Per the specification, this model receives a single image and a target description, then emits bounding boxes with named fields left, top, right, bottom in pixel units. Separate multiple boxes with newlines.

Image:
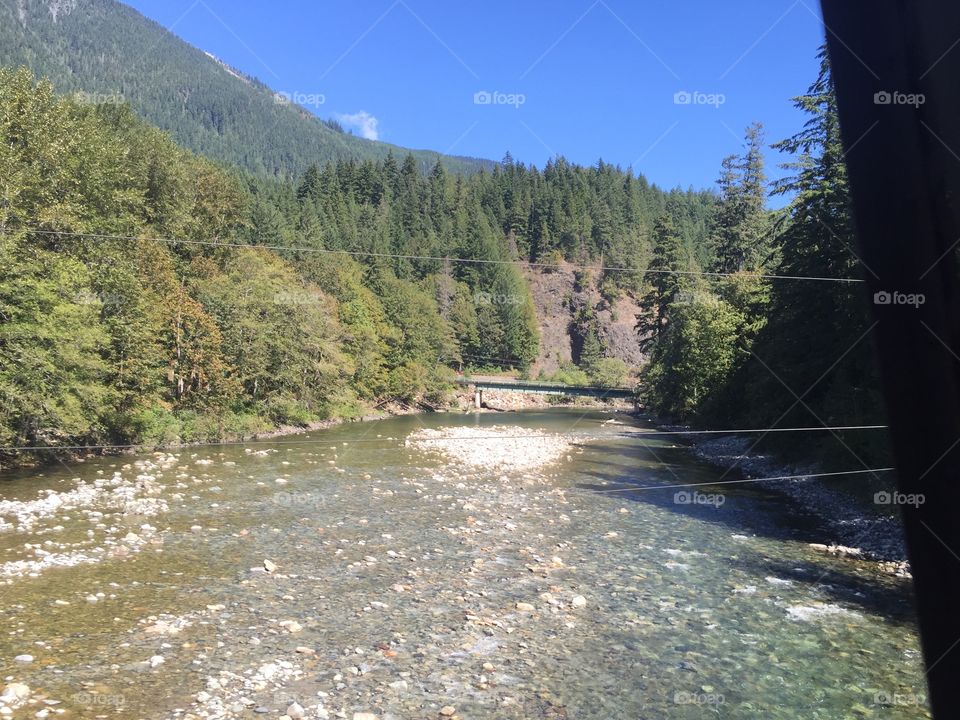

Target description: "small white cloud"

left=337, top=111, right=380, bottom=140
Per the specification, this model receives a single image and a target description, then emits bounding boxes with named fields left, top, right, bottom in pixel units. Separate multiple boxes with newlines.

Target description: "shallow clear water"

left=0, top=409, right=929, bottom=719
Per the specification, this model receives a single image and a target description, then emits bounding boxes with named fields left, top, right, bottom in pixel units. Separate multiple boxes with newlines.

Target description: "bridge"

left=455, top=376, right=637, bottom=408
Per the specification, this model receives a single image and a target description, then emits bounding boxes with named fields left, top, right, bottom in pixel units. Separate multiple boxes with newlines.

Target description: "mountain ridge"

left=0, top=0, right=495, bottom=178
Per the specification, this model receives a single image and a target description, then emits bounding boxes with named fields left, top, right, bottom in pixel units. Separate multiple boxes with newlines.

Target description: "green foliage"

left=0, top=66, right=718, bottom=466
left=710, top=123, right=772, bottom=273
left=643, top=292, right=743, bottom=419
left=590, top=358, right=630, bottom=388
left=599, top=275, right=621, bottom=306
left=541, top=363, right=591, bottom=386
left=572, top=301, right=604, bottom=376
left=0, top=235, right=114, bottom=446
left=637, top=213, right=692, bottom=349
left=640, top=48, right=887, bottom=466
left=734, top=49, right=886, bottom=462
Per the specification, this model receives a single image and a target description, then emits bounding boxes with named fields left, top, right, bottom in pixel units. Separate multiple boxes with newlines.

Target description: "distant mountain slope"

left=524, top=264, right=645, bottom=375
left=0, top=0, right=494, bottom=178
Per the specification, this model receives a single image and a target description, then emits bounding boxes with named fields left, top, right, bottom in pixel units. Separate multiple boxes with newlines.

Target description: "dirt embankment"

left=523, top=264, right=646, bottom=375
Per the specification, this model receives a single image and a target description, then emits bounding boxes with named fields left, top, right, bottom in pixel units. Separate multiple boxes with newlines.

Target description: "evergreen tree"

left=637, top=213, right=690, bottom=349
left=710, top=122, right=770, bottom=273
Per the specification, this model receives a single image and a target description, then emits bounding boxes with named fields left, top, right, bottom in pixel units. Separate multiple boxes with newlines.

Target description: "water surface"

left=0, top=409, right=927, bottom=719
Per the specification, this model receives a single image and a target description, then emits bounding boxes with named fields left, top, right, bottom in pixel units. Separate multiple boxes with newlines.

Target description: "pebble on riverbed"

left=1, top=418, right=925, bottom=719
left=406, top=426, right=574, bottom=472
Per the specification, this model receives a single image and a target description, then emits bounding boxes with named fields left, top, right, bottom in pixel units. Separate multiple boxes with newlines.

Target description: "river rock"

left=353, top=714, right=378, bottom=720
left=516, top=602, right=535, bottom=612
left=13, top=654, right=33, bottom=663
left=0, top=683, right=30, bottom=702
left=571, top=595, right=587, bottom=608
left=440, top=707, right=456, bottom=717
left=286, top=702, right=305, bottom=718
left=263, top=558, right=277, bottom=572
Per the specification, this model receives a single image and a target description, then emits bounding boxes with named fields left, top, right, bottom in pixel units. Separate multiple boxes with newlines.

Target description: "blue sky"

left=123, top=0, right=827, bottom=200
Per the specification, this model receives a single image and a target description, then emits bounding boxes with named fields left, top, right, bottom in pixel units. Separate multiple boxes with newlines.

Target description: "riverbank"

left=1, top=390, right=630, bottom=473
left=0, top=404, right=415, bottom=474
left=649, top=419, right=909, bottom=569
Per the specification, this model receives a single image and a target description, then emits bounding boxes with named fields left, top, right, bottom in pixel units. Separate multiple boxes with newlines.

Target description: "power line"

left=583, top=467, right=896, bottom=494
left=17, top=228, right=866, bottom=284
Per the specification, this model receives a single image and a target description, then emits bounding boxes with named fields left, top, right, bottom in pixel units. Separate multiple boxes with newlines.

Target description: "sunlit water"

left=0, top=409, right=928, bottom=719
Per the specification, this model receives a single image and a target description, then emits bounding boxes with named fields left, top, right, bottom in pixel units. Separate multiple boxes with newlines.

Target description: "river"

left=0, top=409, right=928, bottom=719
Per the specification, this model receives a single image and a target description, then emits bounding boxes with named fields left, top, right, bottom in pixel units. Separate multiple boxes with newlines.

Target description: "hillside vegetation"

left=638, top=51, right=887, bottom=467
left=0, top=67, right=714, bottom=467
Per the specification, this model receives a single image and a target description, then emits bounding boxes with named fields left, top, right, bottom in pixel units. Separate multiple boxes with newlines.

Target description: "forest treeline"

left=638, top=49, right=887, bottom=467
left=0, top=47, right=889, bottom=470
left=0, top=66, right=715, bottom=466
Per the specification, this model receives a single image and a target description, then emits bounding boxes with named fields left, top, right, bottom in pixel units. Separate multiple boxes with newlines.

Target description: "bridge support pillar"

left=474, top=388, right=483, bottom=409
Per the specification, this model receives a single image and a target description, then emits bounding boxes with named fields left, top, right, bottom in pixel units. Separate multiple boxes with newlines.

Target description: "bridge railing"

left=455, top=377, right=636, bottom=396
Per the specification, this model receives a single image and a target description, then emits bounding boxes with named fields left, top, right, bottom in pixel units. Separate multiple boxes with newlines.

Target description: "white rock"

left=571, top=595, right=587, bottom=608
left=148, top=655, right=165, bottom=667
left=13, top=655, right=33, bottom=663
left=1, top=683, right=30, bottom=702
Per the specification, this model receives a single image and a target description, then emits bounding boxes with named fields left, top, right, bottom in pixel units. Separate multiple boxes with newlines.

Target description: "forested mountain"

left=0, top=66, right=715, bottom=467
left=0, top=0, right=493, bottom=179
left=0, top=2, right=883, bottom=473
left=638, top=49, right=887, bottom=467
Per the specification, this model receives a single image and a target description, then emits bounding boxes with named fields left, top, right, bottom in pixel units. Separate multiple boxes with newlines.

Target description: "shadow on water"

left=573, top=437, right=918, bottom=623
left=731, top=553, right=918, bottom=624
left=573, top=438, right=835, bottom=545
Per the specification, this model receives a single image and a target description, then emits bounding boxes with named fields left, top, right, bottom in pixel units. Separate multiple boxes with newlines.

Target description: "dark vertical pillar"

left=820, top=2, right=960, bottom=716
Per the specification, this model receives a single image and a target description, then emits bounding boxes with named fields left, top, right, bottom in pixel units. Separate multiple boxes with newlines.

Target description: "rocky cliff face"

left=524, top=263, right=646, bottom=375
